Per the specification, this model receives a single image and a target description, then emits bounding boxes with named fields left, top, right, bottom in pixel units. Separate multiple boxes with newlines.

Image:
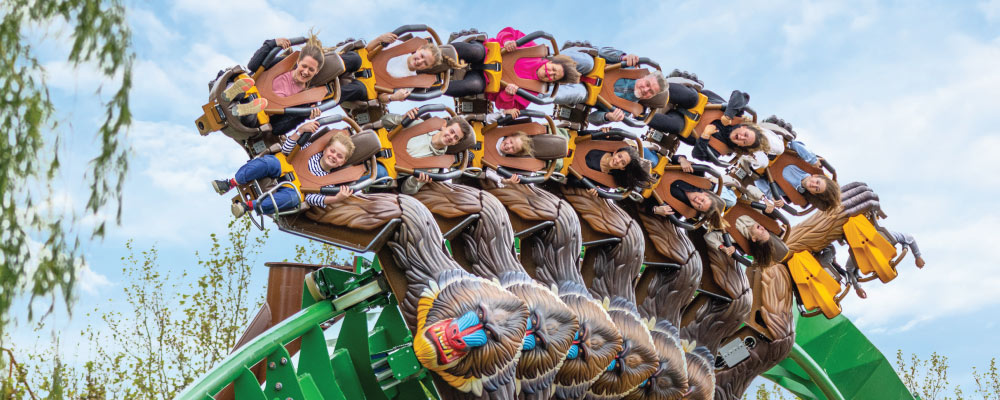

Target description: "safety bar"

left=723, top=233, right=753, bottom=266
left=512, top=31, right=559, bottom=55
left=495, top=167, right=547, bottom=184
left=261, top=36, right=306, bottom=68
left=399, top=103, right=448, bottom=127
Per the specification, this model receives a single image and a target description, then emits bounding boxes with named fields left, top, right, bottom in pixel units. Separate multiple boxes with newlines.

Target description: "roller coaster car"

left=480, top=109, right=566, bottom=184
left=786, top=250, right=844, bottom=319
left=843, top=214, right=900, bottom=284
left=680, top=104, right=759, bottom=168
left=383, top=104, right=476, bottom=183
left=565, top=128, right=643, bottom=200
left=369, top=25, right=455, bottom=102
left=764, top=145, right=837, bottom=216
left=597, top=58, right=670, bottom=126
left=234, top=115, right=381, bottom=228
left=448, top=29, right=503, bottom=95
left=195, top=44, right=346, bottom=141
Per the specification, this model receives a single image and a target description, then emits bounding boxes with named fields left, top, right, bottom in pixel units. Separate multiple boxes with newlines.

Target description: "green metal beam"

left=788, top=343, right=845, bottom=400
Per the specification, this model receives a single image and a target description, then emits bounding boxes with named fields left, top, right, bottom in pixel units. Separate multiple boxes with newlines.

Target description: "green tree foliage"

left=0, top=0, right=132, bottom=332
left=972, top=358, right=999, bottom=399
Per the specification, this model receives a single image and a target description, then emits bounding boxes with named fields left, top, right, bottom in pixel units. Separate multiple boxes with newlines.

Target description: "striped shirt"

left=282, top=136, right=344, bottom=207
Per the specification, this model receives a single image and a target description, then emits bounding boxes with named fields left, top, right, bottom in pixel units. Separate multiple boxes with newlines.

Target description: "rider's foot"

left=915, top=256, right=925, bottom=269
left=233, top=98, right=267, bottom=116
left=855, top=287, right=867, bottom=299
left=231, top=201, right=250, bottom=218
left=212, top=179, right=235, bottom=195
left=222, top=77, right=255, bottom=102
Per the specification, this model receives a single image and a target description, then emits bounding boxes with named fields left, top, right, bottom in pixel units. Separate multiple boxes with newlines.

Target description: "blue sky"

left=10, top=0, right=1000, bottom=394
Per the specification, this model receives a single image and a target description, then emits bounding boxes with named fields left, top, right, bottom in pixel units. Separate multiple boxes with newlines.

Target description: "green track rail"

left=763, top=313, right=915, bottom=400
left=176, top=261, right=438, bottom=400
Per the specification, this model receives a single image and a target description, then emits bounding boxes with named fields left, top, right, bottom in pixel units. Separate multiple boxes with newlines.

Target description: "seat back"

left=308, top=51, right=346, bottom=87
left=599, top=68, right=648, bottom=115
left=569, top=139, right=626, bottom=188
left=255, top=51, right=334, bottom=109
left=723, top=203, right=781, bottom=253
left=289, top=129, right=379, bottom=189
left=482, top=122, right=557, bottom=172
left=500, top=45, right=550, bottom=93
left=653, top=171, right=714, bottom=219
left=391, top=117, right=458, bottom=170
left=371, top=38, right=440, bottom=90
left=767, top=152, right=824, bottom=207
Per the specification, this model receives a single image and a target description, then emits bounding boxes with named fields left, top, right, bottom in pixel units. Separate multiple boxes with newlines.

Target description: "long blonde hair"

left=417, top=42, right=467, bottom=74
left=298, top=29, right=326, bottom=72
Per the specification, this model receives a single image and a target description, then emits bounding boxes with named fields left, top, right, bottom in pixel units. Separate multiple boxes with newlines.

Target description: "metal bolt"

left=268, top=362, right=276, bottom=370
left=275, top=382, right=283, bottom=391
left=280, top=357, right=288, bottom=365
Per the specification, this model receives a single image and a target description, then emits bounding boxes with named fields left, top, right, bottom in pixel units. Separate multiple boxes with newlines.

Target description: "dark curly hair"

left=608, top=146, right=655, bottom=190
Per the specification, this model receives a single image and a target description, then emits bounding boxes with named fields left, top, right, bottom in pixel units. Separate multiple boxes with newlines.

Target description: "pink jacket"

left=485, top=27, right=548, bottom=110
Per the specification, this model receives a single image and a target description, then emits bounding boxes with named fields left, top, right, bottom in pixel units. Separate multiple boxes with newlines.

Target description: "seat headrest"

left=345, top=129, right=381, bottom=166
left=418, top=44, right=460, bottom=75
left=530, top=134, right=568, bottom=160
left=445, top=120, right=477, bottom=155
left=309, top=51, right=345, bottom=87
left=640, top=89, right=671, bottom=110
left=449, top=29, right=487, bottom=44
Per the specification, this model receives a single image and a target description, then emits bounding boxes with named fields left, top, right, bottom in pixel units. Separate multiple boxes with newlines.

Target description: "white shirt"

left=386, top=55, right=417, bottom=78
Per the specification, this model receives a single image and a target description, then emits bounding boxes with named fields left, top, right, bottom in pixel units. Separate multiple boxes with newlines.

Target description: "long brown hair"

left=802, top=175, right=840, bottom=211
left=731, top=123, right=767, bottom=155
left=609, top=146, right=655, bottom=189
left=700, top=192, right=729, bottom=230
left=544, top=54, right=581, bottom=84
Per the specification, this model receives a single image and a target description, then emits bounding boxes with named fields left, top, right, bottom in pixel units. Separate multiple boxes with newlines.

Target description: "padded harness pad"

left=531, top=134, right=569, bottom=160
left=289, top=129, right=377, bottom=189
left=371, top=38, right=439, bottom=89
left=309, top=51, right=346, bottom=88
left=723, top=203, right=781, bottom=254
left=500, top=45, right=548, bottom=93
left=654, top=170, right=714, bottom=219
left=767, top=152, right=824, bottom=207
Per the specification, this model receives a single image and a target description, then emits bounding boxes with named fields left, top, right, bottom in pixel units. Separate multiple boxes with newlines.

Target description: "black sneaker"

left=212, top=179, right=232, bottom=195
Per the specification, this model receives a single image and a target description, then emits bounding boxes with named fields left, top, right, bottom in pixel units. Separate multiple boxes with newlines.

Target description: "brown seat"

left=500, top=44, right=550, bottom=93
left=309, top=51, right=346, bottom=87
left=255, top=51, right=342, bottom=110
left=288, top=129, right=379, bottom=189
left=599, top=68, right=649, bottom=116
left=767, top=152, right=824, bottom=208
left=390, top=117, right=468, bottom=170
left=371, top=38, right=441, bottom=90
left=723, top=203, right=782, bottom=254
left=482, top=122, right=565, bottom=172
left=568, top=138, right=628, bottom=188
left=653, top=170, right=714, bottom=219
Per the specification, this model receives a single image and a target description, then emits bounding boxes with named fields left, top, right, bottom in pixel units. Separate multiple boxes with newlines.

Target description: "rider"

left=751, top=140, right=841, bottom=211
left=380, top=110, right=474, bottom=194
left=212, top=120, right=355, bottom=217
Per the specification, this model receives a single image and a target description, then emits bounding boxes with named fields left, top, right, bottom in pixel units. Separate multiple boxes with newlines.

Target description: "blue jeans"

left=358, top=162, right=390, bottom=182
left=643, top=147, right=660, bottom=165
left=234, top=155, right=300, bottom=214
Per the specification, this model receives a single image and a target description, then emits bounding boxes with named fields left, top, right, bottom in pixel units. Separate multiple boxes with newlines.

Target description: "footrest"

left=843, top=215, right=898, bottom=283
left=787, top=251, right=842, bottom=318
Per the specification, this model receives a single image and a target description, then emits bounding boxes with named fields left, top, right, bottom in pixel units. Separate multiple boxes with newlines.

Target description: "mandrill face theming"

left=552, top=294, right=623, bottom=399
left=587, top=308, right=659, bottom=400
left=624, top=327, right=689, bottom=400
left=413, top=277, right=529, bottom=395
left=504, top=282, right=579, bottom=394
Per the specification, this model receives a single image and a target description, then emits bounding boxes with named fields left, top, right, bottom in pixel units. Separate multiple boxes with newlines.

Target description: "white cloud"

left=76, top=261, right=112, bottom=295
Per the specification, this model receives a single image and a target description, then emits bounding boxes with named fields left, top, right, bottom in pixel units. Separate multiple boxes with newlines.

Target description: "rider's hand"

left=503, top=40, right=518, bottom=52
left=678, top=157, right=694, bottom=173
left=329, top=186, right=354, bottom=203
left=417, top=173, right=433, bottom=183
left=701, top=124, right=718, bottom=139
left=390, top=88, right=412, bottom=102
left=605, top=108, right=626, bottom=122
left=773, top=198, right=786, bottom=208
left=298, top=120, right=320, bottom=134
left=503, top=109, right=520, bottom=118
left=309, top=107, right=321, bottom=120
left=586, top=188, right=599, bottom=197
left=723, top=246, right=736, bottom=256
left=405, top=107, right=420, bottom=120
left=505, top=83, right=520, bottom=95
left=276, top=38, right=291, bottom=49
left=502, top=174, right=521, bottom=185
left=376, top=32, right=398, bottom=45
left=622, top=54, right=639, bottom=67
left=764, top=199, right=776, bottom=214
left=720, top=115, right=733, bottom=126
left=653, top=204, right=674, bottom=216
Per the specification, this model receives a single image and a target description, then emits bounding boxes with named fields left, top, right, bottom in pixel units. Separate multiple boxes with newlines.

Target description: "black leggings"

left=445, top=41, right=487, bottom=98
left=648, top=83, right=706, bottom=137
